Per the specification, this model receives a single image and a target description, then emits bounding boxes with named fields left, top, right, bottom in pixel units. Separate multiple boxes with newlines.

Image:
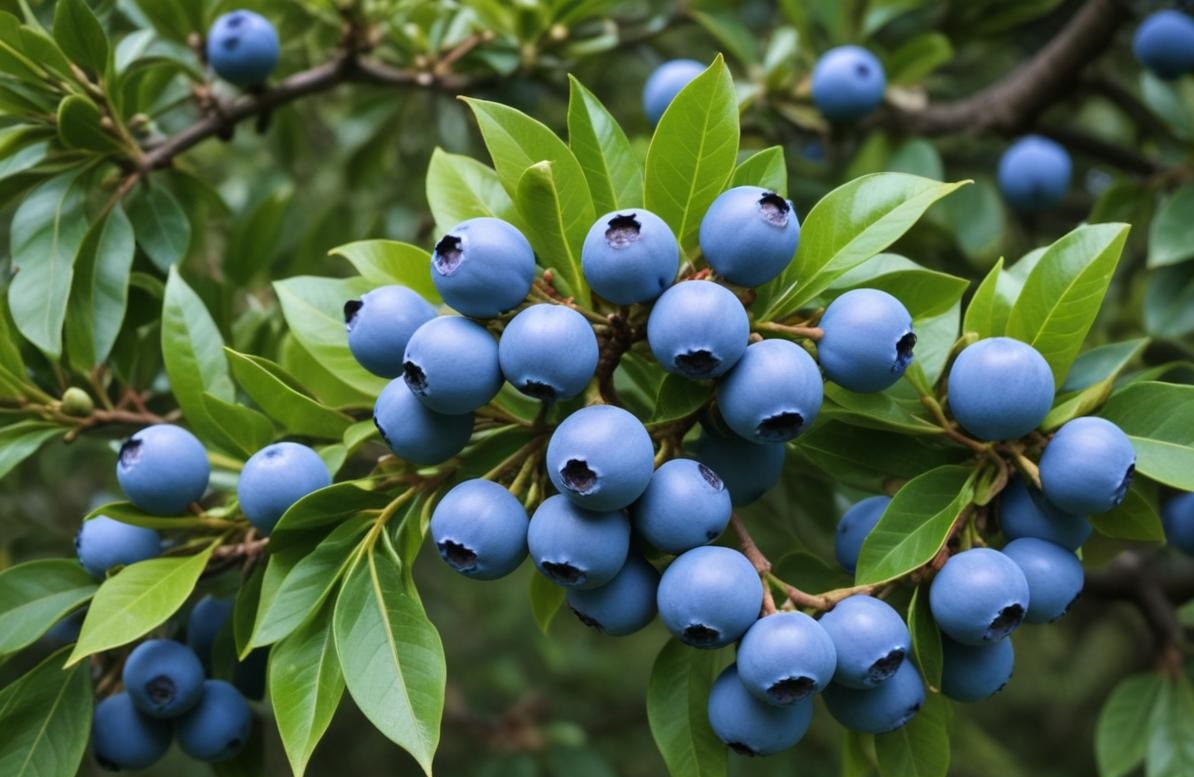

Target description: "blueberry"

left=123, top=639, right=206, bottom=719
left=818, top=289, right=916, bottom=392
left=1039, top=416, right=1136, bottom=514
left=929, top=548, right=1030, bottom=645
left=810, top=45, right=887, bottom=122
left=946, top=337, right=1054, bottom=441
left=581, top=209, right=680, bottom=304
left=527, top=495, right=630, bottom=589
left=546, top=404, right=655, bottom=511
left=818, top=594, right=910, bottom=689
left=822, top=659, right=924, bottom=734
left=566, top=554, right=659, bottom=636
left=997, top=135, right=1072, bottom=213
left=44, top=608, right=85, bottom=648
left=238, top=442, right=331, bottom=534
left=1001, top=537, right=1084, bottom=624
left=1162, top=493, right=1194, bottom=555
left=834, top=496, right=891, bottom=574
left=498, top=304, right=598, bottom=401
left=373, top=378, right=473, bottom=465
left=186, top=595, right=233, bottom=671
left=632, top=458, right=732, bottom=554
left=999, top=475, right=1091, bottom=551
left=737, top=611, right=838, bottom=705
left=1134, top=10, right=1194, bottom=79
left=688, top=422, right=785, bottom=506
left=706, top=664, right=813, bottom=756
left=430, top=479, right=528, bottom=580
left=642, top=59, right=706, bottom=125
left=647, top=280, right=749, bottom=379
left=206, top=10, right=279, bottom=86
left=75, top=515, right=161, bottom=578
left=176, top=680, right=253, bottom=762
left=116, top=424, right=210, bottom=515
left=699, top=186, right=800, bottom=287
left=403, top=316, right=503, bottom=414
left=431, top=217, right=535, bottom=318
left=656, top=545, right=762, bottom=648
left=940, top=636, right=1015, bottom=702
left=91, top=692, right=172, bottom=771
left=717, top=339, right=823, bottom=444
left=344, top=285, right=437, bottom=379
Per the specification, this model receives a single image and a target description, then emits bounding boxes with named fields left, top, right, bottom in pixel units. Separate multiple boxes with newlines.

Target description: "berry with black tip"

left=431, top=217, right=535, bottom=318
left=546, top=404, right=655, bottom=511
left=810, top=46, right=887, bottom=122
left=527, top=495, right=630, bottom=589
left=1039, top=416, right=1136, bottom=515
left=91, top=692, right=172, bottom=771
left=822, top=659, right=924, bottom=734
left=116, top=424, right=210, bottom=515
left=344, top=285, right=437, bottom=378
left=430, top=479, right=528, bottom=580
left=737, top=611, right=838, bottom=705
left=238, top=442, right=331, bottom=534
left=656, top=545, right=763, bottom=648
left=688, top=422, right=785, bottom=506
left=930, top=548, right=1030, bottom=645
left=498, top=304, right=598, bottom=402
left=941, top=636, right=1015, bottom=702
left=566, top=554, right=659, bottom=636
left=206, top=10, right=279, bottom=86
left=818, top=594, right=910, bottom=689
left=176, top=680, right=253, bottom=762
left=647, top=280, right=749, bottom=380
left=581, top=209, right=679, bottom=304
left=632, top=458, right=732, bottom=554
left=947, top=337, right=1054, bottom=441
left=1001, top=537, right=1084, bottom=624
left=373, top=379, right=473, bottom=465
left=818, top=289, right=916, bottom=392
left=403, top=316, right=503, bottom=415
left=123, top=639, right=206, bottom=719
left=717, top=339, right=823, bottom=444
left=699, top=186, right=800, bottom=287
left=707, top=664, right=814, bottom=756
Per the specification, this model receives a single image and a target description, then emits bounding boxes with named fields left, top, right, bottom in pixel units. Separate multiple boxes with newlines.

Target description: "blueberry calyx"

left=433, top=235, right=464, bottom=275
left=604, top=214, right=641, bottom=248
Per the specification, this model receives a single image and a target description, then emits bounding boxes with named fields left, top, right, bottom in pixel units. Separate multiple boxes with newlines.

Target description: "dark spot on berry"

left=542, top=561, right=585, bottom=586
left=520, top=380, right=558, bottom=402
left=1115, top=464, right=1135, bottom=506
left=438, top=540, right=477, bottom=572
left=855, top=62, right=870, bottom=78
left=264, top=446, right=281, bottom=459
left=756, top=411, right=803, bottom=442
left=605, top=214, right=641, bottom=248
left=758, top=192, right=790, bottom=227
left=1058, top=591, right=1082, bottom=620
left=146, top=675, right=176, bottom=706
left=697, top=463, right=724, bottom=490
left=226, top=12, right=245, bottom=27
left=118, top=438, right=143, bottom=468
left=343, top=299, right=363, bottom=330
left=705, top=528, right=720, bottom=541
left=372, top=415, right=391, bottom=446
left=675, top=349, right=720, bottom=378
left=895, top=332, right=917, bottom=370
left=433, top=234, right=463, bottom=275
left=222, top=35, right=240, bottom=51
left=987, top=604, right=1025, bottom=640
left=767, top=675, right=816, bottom=704
left=403, top=362, right=428, bottom=395
left=682, top=623, right=720, bottom=647
left=561, top=458, right=598, bottom=494
left=570, top=606, right=604, bottom=632
left=728, top=742, right=758, bottom=757
left=888, top=701, right=921, bottom=731
left=867, top=648, right=905, bottom=684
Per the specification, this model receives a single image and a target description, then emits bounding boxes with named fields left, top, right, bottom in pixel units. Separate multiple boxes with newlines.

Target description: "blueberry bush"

left=1, top=2, right=1193, bottom=776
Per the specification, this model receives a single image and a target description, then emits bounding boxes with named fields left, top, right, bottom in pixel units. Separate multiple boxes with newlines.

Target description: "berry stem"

left=919, top=394, right=990, bottom=454
left=753, top=321, right=824, bottom=341
left=480, top=437, right=546, bottom=483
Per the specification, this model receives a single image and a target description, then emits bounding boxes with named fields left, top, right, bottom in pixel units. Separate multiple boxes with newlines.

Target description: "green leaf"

left=771, top=551, right=851, bottom=595
left=1005, top=223, right=1129, bottom=385
left=0, top=648, right=92, bottom=777
left=225, top=188, right=291, bottom=284
left=52, top=0, right=108, bottom=75
left=652, top=374, right=712, bottom=423
left=1100, top=382, right=1194, bottom=491
left=68, top=544, right=214, bottom=664
left=270, top=601, right=344, bottom=777
left=226, top=349, right=352, bottom=440
left=270, top=482, right=393, bottom=547
left=1146, top=675, right=1194, bottom=777
left=874, top=692, right=951, bottom=777
left=0, top=559, right=96, bottom=655
left=334, top=551, right=445, bottom=776
left=963, top=258, right=1007, bottom=338
left=8, top=171, right=88, bottom=357
left=56, top=95, right=120, bottom=152
left=643, top=55, right=739, bottom=255
left=127, top=184, right=190, bottom=271
left=1091, top=486, right=1163, bottom=542
left=328, top=240, right=441, bottom=304
left=1044, top=339, right=1148, bottom=430
left=759, top=175, right=967, bottom=320
left=856, top=465, right=976, bottom=586
left=886, top=33, right=953, bottom=85
left=731, top=147, right=787, bottom=196
left=83, top=500, right=213, bottom=529
left=0, top=421, right=62, bottom=479
left=515, top=161, right=591, bottom=307
left=1149, top=182, right=1194, bottom=268
left=529, top=571, right=565, bottom=634
left=646, top=638, right=726, bottom=777
left=907, top=586, right=942, bottom=691
left=202, top=391, right=275, bottom=455
left=1144, top=262, right=1194, bottom=339
left=1096, top=673, right=1163, bottom=777
left=794, top=419, right=963, bottom=488
left=64, top=203, right=135, bottom=369
left=822, top=384, right=942, bottom=436
left=425, top=148, right=520, bottom=232
left=567, top=75, right=643, bottom=213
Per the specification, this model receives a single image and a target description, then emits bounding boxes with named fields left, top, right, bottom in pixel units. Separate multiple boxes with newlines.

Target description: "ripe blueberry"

left=527, top=494, right=630, bottom=589
left=699, top=186, right=800, bottom=287
left=1039, top=416, right=1135, bottom=514
left=632, top=458, right=732, bottom=554
left=999, top=474, right=1091, bottom=551
left=647, top=280, right=749, bottom=379
left=717, top=339, right=823, bottom=444
left=75, top=515, right=160, bottom=578
left=930, top=548, right=1030, bottom=645
left=1133, top=10, right=1194, bottom=79
left=947, top=337, right=1054, bottom=441
left=688, top=422, right=785, bottom=506
left=187, top=595, right=233, bottom=671
left=546, top=404, right=655, bottom=511
left=581, top=209, right=679, bottom=304
left=498, top=304, right=598, bottom=401
left=373, top=378, right=473, bottom=465
left=116, top=424, right=210, bottom=515
left=123, top=639, right=206, bottom=718
left=431, top=217, right=535, bottom=318
left=430, top=479, right=528, bottom=580
left=1001, top=537, right=1084, bottom=624
left=810, top=45, right=887, bottom=122
left=822, top=659, right=924, bottom=734
left=642, top=59, right=706, bottom=125
left=997, top=136, right=1072, bottom=213
left=706, top=664, right=813, bottom=756
left=834, top=495, right=891, bottom=574
left=818, top=594, right=910, bottom=689
left=818, top=289, right=916, bottom=392
left=736, top=611, right=838, bottom=705
left=656, top=545, right=763, bottom=648
left=941, top=636, right=1015, bottom=703
left=238, top=442, right=331, bottom=534
left=176, top=680, right=253, bottom=762
left=344, top=285, right=437, bottom=379
left=91, top=692, right=172, bottom=771
left=566, top=554, right=659, bottom=636
left=1162, top=493, right=1194, bottom=556
left=403, top=316, right=503, bottom=415
left=206, top=10, right=279, bottom=86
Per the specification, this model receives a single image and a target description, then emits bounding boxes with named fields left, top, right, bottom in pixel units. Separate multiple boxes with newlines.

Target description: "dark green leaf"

left=646, top=638, right=726, bottom=777
left=652, top=374, right=712, bottom=423
left=690, top=11, right=758, bottom=64
left=127, top=184, right=190, bottom=271
left=225, top=188, right=291, bottom=284
left=1148, top=182, right=1194, bottom=268
left=56, top=95, right=120, bottom=152
left=886, top=33, right=953, bottom=84
left=226, top=349, right=353, bottom=440
left=731, top=147, right=787, bottom=196
left=1146, top=675, right=1194, bottom=777
left=270, top=482, right=392, bottom=546
left=1096, top=672, right=1163, bottom=777
left=64, top=203, right=135, bottom=369
left=425, top=148, right=520, bottom=232
left=52, top=0, right=109, bottom=75
left=515, top=161, right=591, bottom=307
left=271, top=600, right=344, bottom=777
left=0, top=559, right=96, bottom=655
left=795, top=419, right=962, bottom=488
left=1090, top=486, right=1163, bottom=542
left=1044, top=339, right=1148, bottom=430
left=907, top=586, right=942, bottom=690
left=1144, top=262, right=1194, bottom=339
left=0, top=421, right=62, bottom=479
left=0, top=648, right=92, bottom=777
left=567, top=75, right=643, bottom=213
left=529, top=571, right=565, bottom=634
left=328, top=240, right=441, bottom=304
left=1100, top=382, right=1194, bottom=491
left=874, top=692, right=951, bottom=777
